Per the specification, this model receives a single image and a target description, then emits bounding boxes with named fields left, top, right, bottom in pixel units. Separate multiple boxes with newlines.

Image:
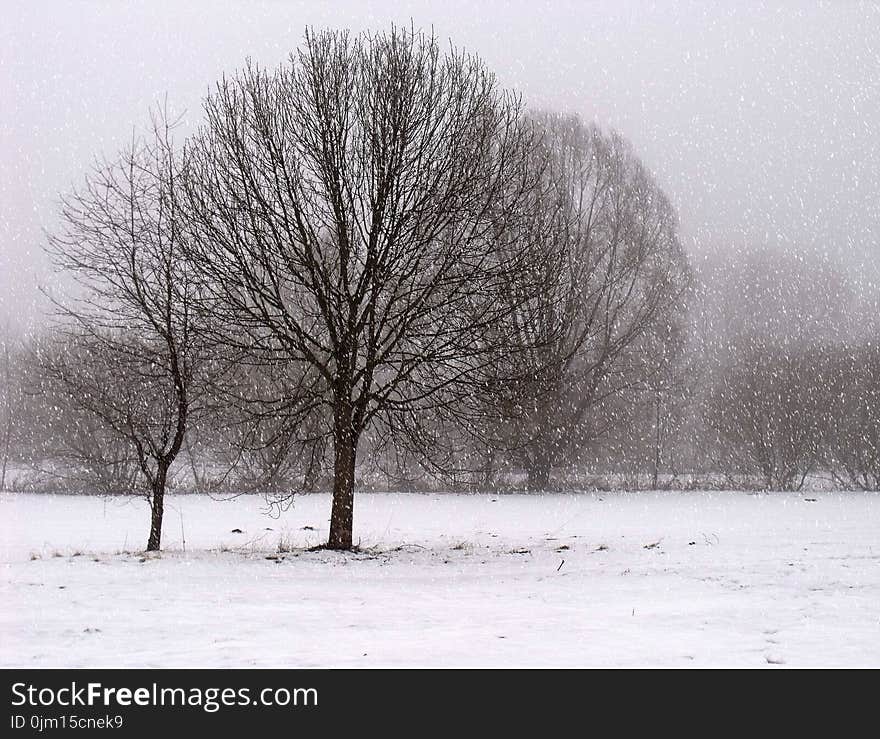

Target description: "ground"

left=2, top=490, right=879, bottom=667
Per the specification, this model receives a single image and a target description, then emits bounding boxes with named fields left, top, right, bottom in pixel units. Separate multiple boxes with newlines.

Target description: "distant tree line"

left=0, top=26, right=877, bottom=552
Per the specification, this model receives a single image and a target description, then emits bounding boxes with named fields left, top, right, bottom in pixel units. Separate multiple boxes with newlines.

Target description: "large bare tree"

left=183, top=27, right=539, bottom=549
left=44, top=110, right=212, bottom=550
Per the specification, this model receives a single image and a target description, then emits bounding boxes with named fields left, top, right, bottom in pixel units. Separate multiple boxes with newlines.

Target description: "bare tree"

left=182, top=27, right=538, bottom=549
left=214, top=357, right=331, bottom=495
left=22, top=338, right=145, bottom=494
left=491, top=114, right=691, bottom=489
left=603, top=316, right=695, bottom=489
left=826, top=344, right=880, bottom=491
left=44, top=108, right=213, bottom=550
left=704, top=342, right=831, bottom=491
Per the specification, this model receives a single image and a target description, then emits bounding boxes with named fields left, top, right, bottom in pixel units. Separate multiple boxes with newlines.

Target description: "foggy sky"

left=2, top=0, right=878, bottom=333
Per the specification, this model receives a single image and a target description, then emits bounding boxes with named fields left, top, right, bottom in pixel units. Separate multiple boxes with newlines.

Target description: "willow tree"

left=183, top=27, right=538, bottom=549
left=494, top=114, right=691, bottom=490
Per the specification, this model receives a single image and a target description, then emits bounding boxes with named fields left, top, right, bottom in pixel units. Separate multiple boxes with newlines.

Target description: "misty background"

left=2, top=0, right=879, bottom=336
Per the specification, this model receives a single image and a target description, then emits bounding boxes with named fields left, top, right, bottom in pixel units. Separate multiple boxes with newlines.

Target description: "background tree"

left=826, top=343, right=880, bottom=491
left=491, top=114, right=691, bottom=490
left=703, top=342, right=832, bottom=490
left=183, top=27, right=539, bottom=549
left=610, top=315, right=695, bottom=489
left=689, top=248, right=858, bottom=489
left=44, top=110, right=213, bottom=550
left=214, top=357, right=330, bottom=496
left=24, top=334, right=145, bottom=494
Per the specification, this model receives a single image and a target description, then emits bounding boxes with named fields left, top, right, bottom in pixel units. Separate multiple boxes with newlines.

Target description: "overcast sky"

left=2, top=0, right=878, bottom=332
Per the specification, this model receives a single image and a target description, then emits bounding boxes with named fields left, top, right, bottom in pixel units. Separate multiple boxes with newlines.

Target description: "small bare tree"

left=44, top=109, right=213, bottom=550
left=183, top=27, right=539, bottom=549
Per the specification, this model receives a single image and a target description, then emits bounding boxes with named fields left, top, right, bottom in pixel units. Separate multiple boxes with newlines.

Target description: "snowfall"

left=2, top=490, right=878, bottom=667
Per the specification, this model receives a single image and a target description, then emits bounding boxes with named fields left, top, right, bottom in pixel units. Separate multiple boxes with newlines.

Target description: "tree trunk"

left=146, top=462, right=168, bottom=552
left=302, top=437, right=324, bottom=492
left=328, top=402, right=357, bottom=550
left=651, top=389, right=662, bottom=490
left=527, top=452, right=552, bottom=492
left=481, top=448, right=496, bottom=490
left=185, top=436, right=203, bottom=493
left=0, top=431, right=8, bottom=491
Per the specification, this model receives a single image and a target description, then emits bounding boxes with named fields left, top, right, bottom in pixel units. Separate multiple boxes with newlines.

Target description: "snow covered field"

left=2, top=490, right=879, bottom=667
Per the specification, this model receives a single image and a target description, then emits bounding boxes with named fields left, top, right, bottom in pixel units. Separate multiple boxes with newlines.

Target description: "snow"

left=2, top=490, right=879, bottom=667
